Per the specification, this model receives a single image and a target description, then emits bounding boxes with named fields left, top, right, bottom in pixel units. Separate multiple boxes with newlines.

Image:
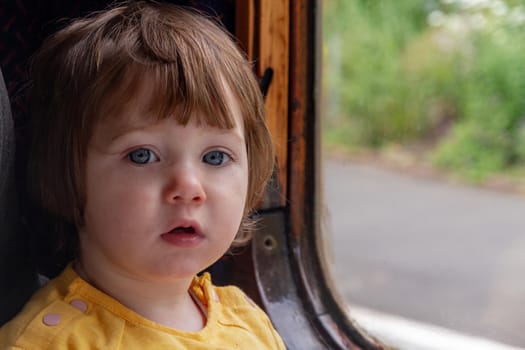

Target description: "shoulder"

left=0, top=266, right=117, bottom=350
left=195, top=273, right=286, bottom=349
left=195, top=273, right=264, bottom=315
left=0, top=275, right=68, bottom=349
left=215, top=284, right=263, bottom=313
left=213, top=284, right=274, bottom=333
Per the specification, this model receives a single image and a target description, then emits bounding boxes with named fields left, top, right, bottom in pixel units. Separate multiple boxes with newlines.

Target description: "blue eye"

left=203, top=151, right=231, bottom=166
left=128, top=148, right=158, bottom=164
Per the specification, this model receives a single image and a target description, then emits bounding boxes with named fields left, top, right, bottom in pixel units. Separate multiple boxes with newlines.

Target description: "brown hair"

left=28, top=1, right=274, bottom=247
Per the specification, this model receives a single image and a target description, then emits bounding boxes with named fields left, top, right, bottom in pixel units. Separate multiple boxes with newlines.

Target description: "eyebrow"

left=105, top=120, right=245, bottom=145
left=212, top=126, right=245, bottom=141
left=108, top=124, right=152, bottom=142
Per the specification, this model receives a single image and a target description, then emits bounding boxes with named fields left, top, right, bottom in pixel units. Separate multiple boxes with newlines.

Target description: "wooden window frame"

left=235, top=1, right=385, bottom=348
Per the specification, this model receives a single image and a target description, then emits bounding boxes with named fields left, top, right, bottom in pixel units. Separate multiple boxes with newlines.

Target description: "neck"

left=74, top=259, right=206, bottom=331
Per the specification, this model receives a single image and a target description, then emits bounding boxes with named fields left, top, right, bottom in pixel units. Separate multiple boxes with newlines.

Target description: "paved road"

left=323, top=158, right=525, bottom=348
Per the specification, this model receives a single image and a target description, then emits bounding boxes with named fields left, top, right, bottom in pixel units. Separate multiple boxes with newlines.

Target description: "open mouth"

left=169, top=226, right=196, bottom=234
left=161, top=224, right=203, bottom=247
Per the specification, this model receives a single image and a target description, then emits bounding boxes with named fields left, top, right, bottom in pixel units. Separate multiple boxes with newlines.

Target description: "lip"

left=160, top=220, right=204, bottom=248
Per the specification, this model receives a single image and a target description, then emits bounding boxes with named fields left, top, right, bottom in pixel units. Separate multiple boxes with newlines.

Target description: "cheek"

left=83, top=173, right=158, bottom=232
left=232, top=162, right=249, bottom=199
left=231, top=172, right=249, bottom=226
left=212, top=167, right=248, bottom=217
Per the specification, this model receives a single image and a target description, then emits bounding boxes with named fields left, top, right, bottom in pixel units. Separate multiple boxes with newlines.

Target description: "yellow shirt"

left=0, top=266, right=286, bottom=349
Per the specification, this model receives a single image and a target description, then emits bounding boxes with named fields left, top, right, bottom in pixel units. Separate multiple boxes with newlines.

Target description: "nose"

left=164, top=164, right=206, bottom=204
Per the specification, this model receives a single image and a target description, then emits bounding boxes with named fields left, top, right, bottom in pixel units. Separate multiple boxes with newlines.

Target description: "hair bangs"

left=94, top=58, right=237, bottom=131
left=147, top=63, right=236, bottom=129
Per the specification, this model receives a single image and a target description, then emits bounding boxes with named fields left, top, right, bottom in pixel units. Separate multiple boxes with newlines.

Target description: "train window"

left=1, top=1, right=385, bottom=348
left=322, top=0, right=525, bottom=349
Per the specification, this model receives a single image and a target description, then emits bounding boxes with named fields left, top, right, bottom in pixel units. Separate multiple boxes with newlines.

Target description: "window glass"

left=322, top=1, right=525, bottom=348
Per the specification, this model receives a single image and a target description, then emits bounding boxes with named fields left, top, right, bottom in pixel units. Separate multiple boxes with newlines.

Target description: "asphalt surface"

left=323, top=158, right=525, bottom=348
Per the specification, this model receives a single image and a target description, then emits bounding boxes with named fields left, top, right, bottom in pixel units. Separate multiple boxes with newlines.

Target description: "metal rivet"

left=263, top=236, right=277, bottom=250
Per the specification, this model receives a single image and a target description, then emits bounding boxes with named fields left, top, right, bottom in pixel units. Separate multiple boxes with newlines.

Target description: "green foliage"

left=432, top=122, right=512, bottom=182
left=323, top=0, right=525, bottom=181
left=433, top=27, right=525, bottom=179
left=323, top=0, right=452, bottom=147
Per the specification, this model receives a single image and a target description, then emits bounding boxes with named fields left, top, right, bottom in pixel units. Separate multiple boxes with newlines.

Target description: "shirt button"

left=42, top=313, right=61, bottom=326
left=70, top=299, right=88, bottom=312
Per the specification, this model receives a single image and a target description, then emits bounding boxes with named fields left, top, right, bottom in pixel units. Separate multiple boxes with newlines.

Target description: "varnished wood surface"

left=235, top=0, right=255, bottom=58
left=256, top=0, right=289, bottom=208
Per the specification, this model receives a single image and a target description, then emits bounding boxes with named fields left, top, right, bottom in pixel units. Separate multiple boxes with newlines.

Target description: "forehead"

left=91, top=58, right=248, bottom=128
left=94, top=76, right=245, bottom=141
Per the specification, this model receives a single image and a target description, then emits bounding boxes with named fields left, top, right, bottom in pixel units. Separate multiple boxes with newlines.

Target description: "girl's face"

left=78, top=89, right=248, bottom=283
